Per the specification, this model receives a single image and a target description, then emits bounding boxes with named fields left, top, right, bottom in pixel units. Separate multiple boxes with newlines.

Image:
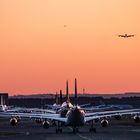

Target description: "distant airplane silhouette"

left=118, top=34, right=135, bottom=38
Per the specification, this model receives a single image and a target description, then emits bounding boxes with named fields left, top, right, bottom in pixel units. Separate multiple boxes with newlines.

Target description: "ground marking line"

left=68, top=127, right=93, bottom=140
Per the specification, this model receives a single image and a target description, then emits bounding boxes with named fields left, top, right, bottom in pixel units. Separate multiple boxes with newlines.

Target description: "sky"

left=0, top=0, right=140, bottom=95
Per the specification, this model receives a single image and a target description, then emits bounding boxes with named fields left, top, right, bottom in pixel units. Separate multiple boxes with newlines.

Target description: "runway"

left=0, top=118, right=140, bottom=140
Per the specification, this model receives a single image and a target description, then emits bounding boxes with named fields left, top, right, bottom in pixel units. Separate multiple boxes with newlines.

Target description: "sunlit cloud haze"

left=0, top=0, right=140, bottom=95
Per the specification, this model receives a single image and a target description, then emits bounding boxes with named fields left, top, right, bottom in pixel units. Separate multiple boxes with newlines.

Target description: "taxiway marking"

left=68, top=127, right=93, bottom=140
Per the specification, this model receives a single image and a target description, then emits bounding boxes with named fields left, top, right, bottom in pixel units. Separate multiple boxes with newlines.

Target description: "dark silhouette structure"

left=0, top=93, right=8, bottom=105
left=8, top=96, right=140, bottom=108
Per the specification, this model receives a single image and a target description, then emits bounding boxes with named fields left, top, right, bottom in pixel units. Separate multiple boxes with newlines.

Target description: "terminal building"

left=0, top=93, right=8, bottom=105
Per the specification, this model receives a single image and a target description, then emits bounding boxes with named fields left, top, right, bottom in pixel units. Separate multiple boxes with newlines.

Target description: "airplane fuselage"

left=66, top=106, right=85, bottom=127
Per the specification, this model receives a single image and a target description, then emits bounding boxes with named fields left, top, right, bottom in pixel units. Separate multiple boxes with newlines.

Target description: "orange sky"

left=0, top=0, right=140, bottom=95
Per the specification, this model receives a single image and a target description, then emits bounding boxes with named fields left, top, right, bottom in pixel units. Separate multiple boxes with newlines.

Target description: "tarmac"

left=0, top=118, right=140, bottom=140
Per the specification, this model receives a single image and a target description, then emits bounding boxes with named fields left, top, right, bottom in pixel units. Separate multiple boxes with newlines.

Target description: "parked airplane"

left=84, top=102, right=133, bottom=112
left=0, top=94, right=55, bottom=114
left=47, top=92, right=61, bottom=110
left=0, top=105, right=8, bottom=112
left=0, top=79, right=140, bottom=133
left=46, top=80, right=73, bottom=110
left=0, top=95, right=8, bottom=112
left=0, top=81, right=73, bottom=124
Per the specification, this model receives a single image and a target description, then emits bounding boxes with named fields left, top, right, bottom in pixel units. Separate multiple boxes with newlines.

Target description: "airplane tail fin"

left=55, top=92, right=59, bottom=105
left=1, top=95, right=3, bottom=105
left=66, top=80, right=70, bottom=102
left=60, top=90, right=63, bottom=105
left=74, top=78, right=78, bottom=106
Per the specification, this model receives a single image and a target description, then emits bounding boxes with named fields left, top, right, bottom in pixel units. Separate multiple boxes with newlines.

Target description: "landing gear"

left=89, top=120, right=96, bottom=133
left=56, top=128, right=62, bottom=133
left=56, top=122, right=62, bottom=133
left=73, top=127, right=79, bottom=133
left=52, top=121, right=56, bottom=126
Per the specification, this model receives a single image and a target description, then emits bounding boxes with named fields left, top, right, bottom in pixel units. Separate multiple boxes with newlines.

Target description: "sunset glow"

left=0, top=0, right=140, bottom=95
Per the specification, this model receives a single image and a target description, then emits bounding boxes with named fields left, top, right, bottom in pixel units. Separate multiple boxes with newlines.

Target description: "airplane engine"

left=114, top=115, right=121, bottom=120
left=15, top=116, right=21, bottom=122
left=101, top=119, right=109, bottom=127
left=10, top=118, right=18, bottom=126
left=43, top=121, right=50, bottom=129
left=134, top=116, right=140, bottom=123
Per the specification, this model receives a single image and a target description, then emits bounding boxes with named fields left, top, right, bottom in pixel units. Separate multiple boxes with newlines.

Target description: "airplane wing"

left=0, top=112, right=67, bottom=123
left=127, top=35, right=134, bottom=37
left=118, top=35, right=124, bottom=37
left=45, top=104, right=61, bottom=110
left=27, top=108, right=56, bottom=114
left=83, top=105, right=115, bottom=111
left=85, top=108, right=140, bottom=117
left=80, top=103, right=91, bottom=108
left=41, top=117, right=67, bottom=123
left=85, top=111, right=140, bottom=122
left=24, top=114, right=67, bottom=123
left=0, top=112, right=60, bottom=118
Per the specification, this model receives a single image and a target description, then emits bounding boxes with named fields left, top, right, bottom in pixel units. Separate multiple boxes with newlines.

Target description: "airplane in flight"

left=0, top=79, right=140, bottom=133
left=118, top=34, right=135, bottom=38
